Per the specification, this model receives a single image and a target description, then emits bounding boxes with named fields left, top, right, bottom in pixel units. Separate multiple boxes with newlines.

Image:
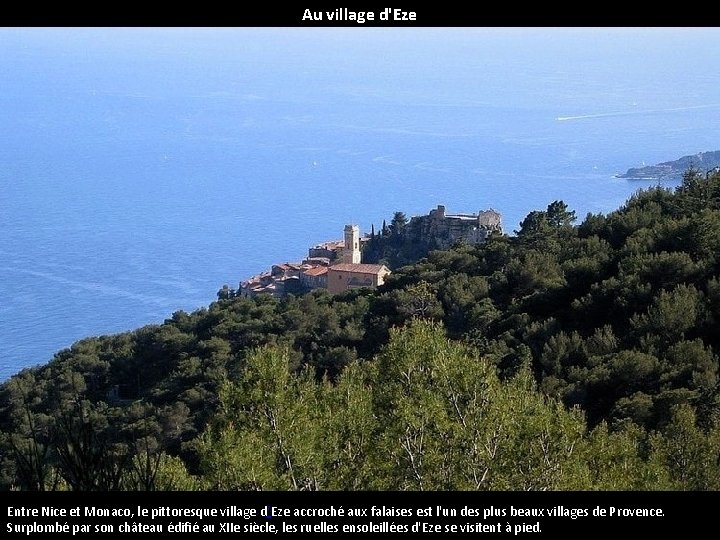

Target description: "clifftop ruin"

left=415, top=205, right=502, bottom=249
left=363, top=204, right=502, bottom=267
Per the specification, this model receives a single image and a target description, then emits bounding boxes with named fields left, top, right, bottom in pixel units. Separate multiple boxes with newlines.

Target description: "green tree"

left=393, top=281, right=444, bottom=321
left=373, top=321, right=588, bottom=490
left=390, top=211, right=408, bottom=235
left=320, top=362, right=377, bottom=489
left=630, top=284, right=702, bottom=345
left=546, top=200, right=576, bottom=227
left=197, top=347, right=325, bottom=490
left=516, top=210, right=548, bottom=237
left=649, top=404, right=720, bottom=490
left=1, top=372, right=57, bottom=490
left=505, top=250, right=566, bottom=296
left=586, top=421, right=670, bottom=490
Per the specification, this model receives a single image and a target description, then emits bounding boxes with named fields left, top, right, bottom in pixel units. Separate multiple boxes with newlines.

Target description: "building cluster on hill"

left=239, top=224, right=391, bottom=298
left=237, top=204, right=501, bottom=298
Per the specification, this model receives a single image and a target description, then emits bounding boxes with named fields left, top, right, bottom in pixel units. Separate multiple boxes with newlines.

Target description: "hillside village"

left=226, top=204, right=502, bottom=299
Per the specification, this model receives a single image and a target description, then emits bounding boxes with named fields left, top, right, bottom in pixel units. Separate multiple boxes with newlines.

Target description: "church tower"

left=342, top=224, right=361, bottom=264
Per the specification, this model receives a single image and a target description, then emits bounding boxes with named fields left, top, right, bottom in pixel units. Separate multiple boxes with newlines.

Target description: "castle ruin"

left=412, top=204, right=502, bottom=249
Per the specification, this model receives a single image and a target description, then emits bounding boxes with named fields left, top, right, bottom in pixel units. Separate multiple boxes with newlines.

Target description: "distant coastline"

left=617, top=150, right=720, bottom=181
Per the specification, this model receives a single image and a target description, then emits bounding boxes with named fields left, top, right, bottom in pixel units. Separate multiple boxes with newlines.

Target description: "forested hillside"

left=2, top=170, right=720, bottom=490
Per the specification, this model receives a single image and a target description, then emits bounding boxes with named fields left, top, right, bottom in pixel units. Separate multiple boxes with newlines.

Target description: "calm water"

left=2, top=28, right=720, bottom=380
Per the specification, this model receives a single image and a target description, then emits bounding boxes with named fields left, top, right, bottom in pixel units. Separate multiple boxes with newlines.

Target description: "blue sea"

left=2, top=27, right=720, bottom=381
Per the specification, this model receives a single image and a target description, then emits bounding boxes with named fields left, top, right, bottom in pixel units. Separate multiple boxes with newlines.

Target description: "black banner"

left=2, top=491, right=714, bottom=537
left=5, top=7, right=684, bottom=27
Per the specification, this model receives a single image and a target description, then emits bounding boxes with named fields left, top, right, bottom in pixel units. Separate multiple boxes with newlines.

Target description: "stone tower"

left=342, top=224, right=361, bottom=264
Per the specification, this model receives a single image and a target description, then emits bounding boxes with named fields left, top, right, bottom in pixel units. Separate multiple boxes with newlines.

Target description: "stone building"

left=411, top=205, right=502, bottom=249
left=341, top=224, right=361, bottom=264
left=301, top=266, right=329, bottom=289
left=327, top=263, right=391, bottom=295
left=308, top=240, right=345, bottom=261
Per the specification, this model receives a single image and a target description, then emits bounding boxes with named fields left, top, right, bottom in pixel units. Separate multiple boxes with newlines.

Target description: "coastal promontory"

left=618, top=150, right=720, bottom=180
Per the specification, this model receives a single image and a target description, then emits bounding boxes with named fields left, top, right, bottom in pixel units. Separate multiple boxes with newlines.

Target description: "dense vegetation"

left=362, top=210, right=435, bottom=267
left=2, top=170, right=720, bottom=490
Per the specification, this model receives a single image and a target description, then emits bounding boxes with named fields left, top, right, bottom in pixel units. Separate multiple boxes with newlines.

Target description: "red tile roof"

left=304, top=266, right=329, bottom=277
left=329, top=263, right=389, bottom=275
